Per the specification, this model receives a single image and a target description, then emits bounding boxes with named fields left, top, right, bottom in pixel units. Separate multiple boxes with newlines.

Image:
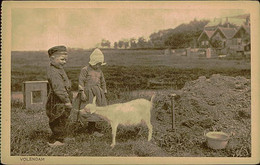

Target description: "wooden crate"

left=23, top=81, right=48, bottom=110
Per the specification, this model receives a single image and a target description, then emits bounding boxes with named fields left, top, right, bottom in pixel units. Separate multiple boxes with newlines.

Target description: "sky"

left=11, top=7, right=247, bottom=51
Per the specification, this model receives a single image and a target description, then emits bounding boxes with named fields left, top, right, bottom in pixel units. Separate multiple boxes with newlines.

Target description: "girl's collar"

left=89, top=64, right=99, bottom=70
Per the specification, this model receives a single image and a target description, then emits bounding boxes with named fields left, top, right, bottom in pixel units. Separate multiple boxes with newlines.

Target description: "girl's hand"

left=81, top=92, right=87, bottom=101
left=65, top=102, right=72, bottom=109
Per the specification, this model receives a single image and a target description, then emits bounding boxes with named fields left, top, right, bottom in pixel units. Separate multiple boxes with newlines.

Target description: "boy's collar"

left=50, top=62, right=63, bottom=69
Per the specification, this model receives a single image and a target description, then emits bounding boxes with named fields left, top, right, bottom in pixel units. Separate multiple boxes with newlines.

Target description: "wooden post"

left=77, top=91, right=82, bottom=122
left=169, top=93, right=177, bottom=131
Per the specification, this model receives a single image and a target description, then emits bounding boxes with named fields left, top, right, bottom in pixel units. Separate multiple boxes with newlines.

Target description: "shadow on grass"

left=29, top=130, right=50, bottom=141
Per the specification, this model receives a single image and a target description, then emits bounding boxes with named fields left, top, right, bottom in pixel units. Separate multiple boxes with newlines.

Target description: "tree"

left=149, top=19, right=209, bottom=49
left=164, top=33, right=187, bottom=49
left=130, top=38, right=137, bottom=48
left=107, top=40, right=111, bottom=48
left=101, top=39, right=111, bottom=48
left=114, top=42, right=118, bottom=49
left=118, top=40, right=124, bottom=49
left=124, top=41, right=129, bottom=49
left=137, top=37, right=146, bottom=48
left=146, top=40, right=153, bottom=48
left=149, top=31, right=165, bottom=48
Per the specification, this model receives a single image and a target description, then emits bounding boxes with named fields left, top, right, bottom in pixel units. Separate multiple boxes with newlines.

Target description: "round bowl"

left=205, top=132, right=229, bottom=149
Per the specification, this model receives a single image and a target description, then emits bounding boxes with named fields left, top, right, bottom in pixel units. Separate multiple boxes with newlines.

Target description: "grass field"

left=10, top=49, right=251, bottom=157
left=11, top=49, right=250, bottom=92
left=12, top=49, right=250, bottom=69
left=11, top=97, right=171, bottom=157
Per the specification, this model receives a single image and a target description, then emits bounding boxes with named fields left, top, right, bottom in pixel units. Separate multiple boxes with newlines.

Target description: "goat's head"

left=83, top=96, right=97, bottom=114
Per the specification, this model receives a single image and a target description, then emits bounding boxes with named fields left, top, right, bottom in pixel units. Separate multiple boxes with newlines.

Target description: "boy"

left=46, top=45, right=73, bottom=146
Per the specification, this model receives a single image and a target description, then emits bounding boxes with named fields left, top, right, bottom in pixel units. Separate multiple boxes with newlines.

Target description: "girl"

left=76, top=48, right=107, bottom=136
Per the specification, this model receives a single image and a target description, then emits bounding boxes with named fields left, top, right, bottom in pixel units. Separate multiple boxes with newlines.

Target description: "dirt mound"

left=179, top=74, right=250, bottom=130
left=153, top=74, right=251, bottom=156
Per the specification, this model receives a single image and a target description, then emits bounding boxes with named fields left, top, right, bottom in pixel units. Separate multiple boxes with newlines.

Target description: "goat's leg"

left=145, top=120, right=153, bottom=141
left=111, top=123, right=118, bottom=148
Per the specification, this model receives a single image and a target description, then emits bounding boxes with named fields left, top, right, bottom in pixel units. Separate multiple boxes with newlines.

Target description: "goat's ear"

left=93, top=96, right=96, bottom=105
left=83, top=105, right=89, bottom=112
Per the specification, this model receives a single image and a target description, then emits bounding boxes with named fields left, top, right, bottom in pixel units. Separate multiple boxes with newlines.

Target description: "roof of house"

left=232, top=25, right=250, bottom=38
left=214, top=27, right=237, bottom=39
left=197, top=30, right=215, bottom=41
left=205, top=30, right=215, bottom=38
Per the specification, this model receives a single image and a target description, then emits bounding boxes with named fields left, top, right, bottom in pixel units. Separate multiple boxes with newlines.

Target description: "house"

left=197, top=27, right=237, bottom=57
left=244, top=43, right=251, bottom=52
left=197, top=30, right=214, bottom=48
left=230, top=25, right=250, bottom=53
left=244, top=42, right=251, bottom=58
left=197, top=14, right=250, bottom=58
left=210, top=27, right=237, bottom=49
left=232, top=25, right=250, bottom=41
left=198, top=27, right=237, bottom=51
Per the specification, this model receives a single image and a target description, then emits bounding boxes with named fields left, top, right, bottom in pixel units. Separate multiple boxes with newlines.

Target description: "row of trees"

left=100, top=37, right=152, bottom=49
left=98, top=19, right=210, bottom=49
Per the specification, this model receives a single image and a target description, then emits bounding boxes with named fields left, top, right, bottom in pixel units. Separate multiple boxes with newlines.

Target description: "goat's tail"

left=150, top=94, right=156, bottom=103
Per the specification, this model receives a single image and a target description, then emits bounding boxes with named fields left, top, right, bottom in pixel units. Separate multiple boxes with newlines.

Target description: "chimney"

left=226, top=17, right=230, bottom=28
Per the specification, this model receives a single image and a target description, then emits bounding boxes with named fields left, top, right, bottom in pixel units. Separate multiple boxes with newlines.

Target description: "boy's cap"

left=48, top=45, right=67, bottom=57
left=89, top=48, right=106, bottom=66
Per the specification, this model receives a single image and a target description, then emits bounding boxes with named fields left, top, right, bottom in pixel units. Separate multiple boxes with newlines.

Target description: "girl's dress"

left=74, top=64, right=107, bottom=121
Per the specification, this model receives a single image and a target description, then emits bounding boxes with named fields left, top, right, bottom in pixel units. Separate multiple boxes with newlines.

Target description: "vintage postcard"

left=1, top=1, right=259, bottom=164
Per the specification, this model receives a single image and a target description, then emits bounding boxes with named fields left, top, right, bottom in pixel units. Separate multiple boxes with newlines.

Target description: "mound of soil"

left=153, top=74, right=251, bottom=157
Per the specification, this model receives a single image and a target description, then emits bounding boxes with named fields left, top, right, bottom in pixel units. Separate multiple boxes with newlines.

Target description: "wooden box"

left=22, top=81, right=48, bottom=110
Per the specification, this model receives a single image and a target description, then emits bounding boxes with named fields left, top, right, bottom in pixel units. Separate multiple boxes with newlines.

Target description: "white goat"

left=79, top=95, right=155, bottom=147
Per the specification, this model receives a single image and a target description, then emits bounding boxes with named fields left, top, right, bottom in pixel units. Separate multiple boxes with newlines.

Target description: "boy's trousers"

left=49, top=108, right=71, bottom=143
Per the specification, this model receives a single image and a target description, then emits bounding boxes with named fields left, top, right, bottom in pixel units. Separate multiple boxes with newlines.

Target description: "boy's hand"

left=65, top=102, right=72, bottom=109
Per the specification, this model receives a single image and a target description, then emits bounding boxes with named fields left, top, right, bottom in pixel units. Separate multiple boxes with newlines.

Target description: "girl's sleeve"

left=78, top=67, right=88, bottom=91
left=49, top=71, right=71, bottom=103
left=100, top=71, right=107, bottom=93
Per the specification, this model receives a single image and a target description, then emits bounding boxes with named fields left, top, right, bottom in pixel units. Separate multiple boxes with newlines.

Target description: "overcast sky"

left=11, top=7, right=247, bottom=51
